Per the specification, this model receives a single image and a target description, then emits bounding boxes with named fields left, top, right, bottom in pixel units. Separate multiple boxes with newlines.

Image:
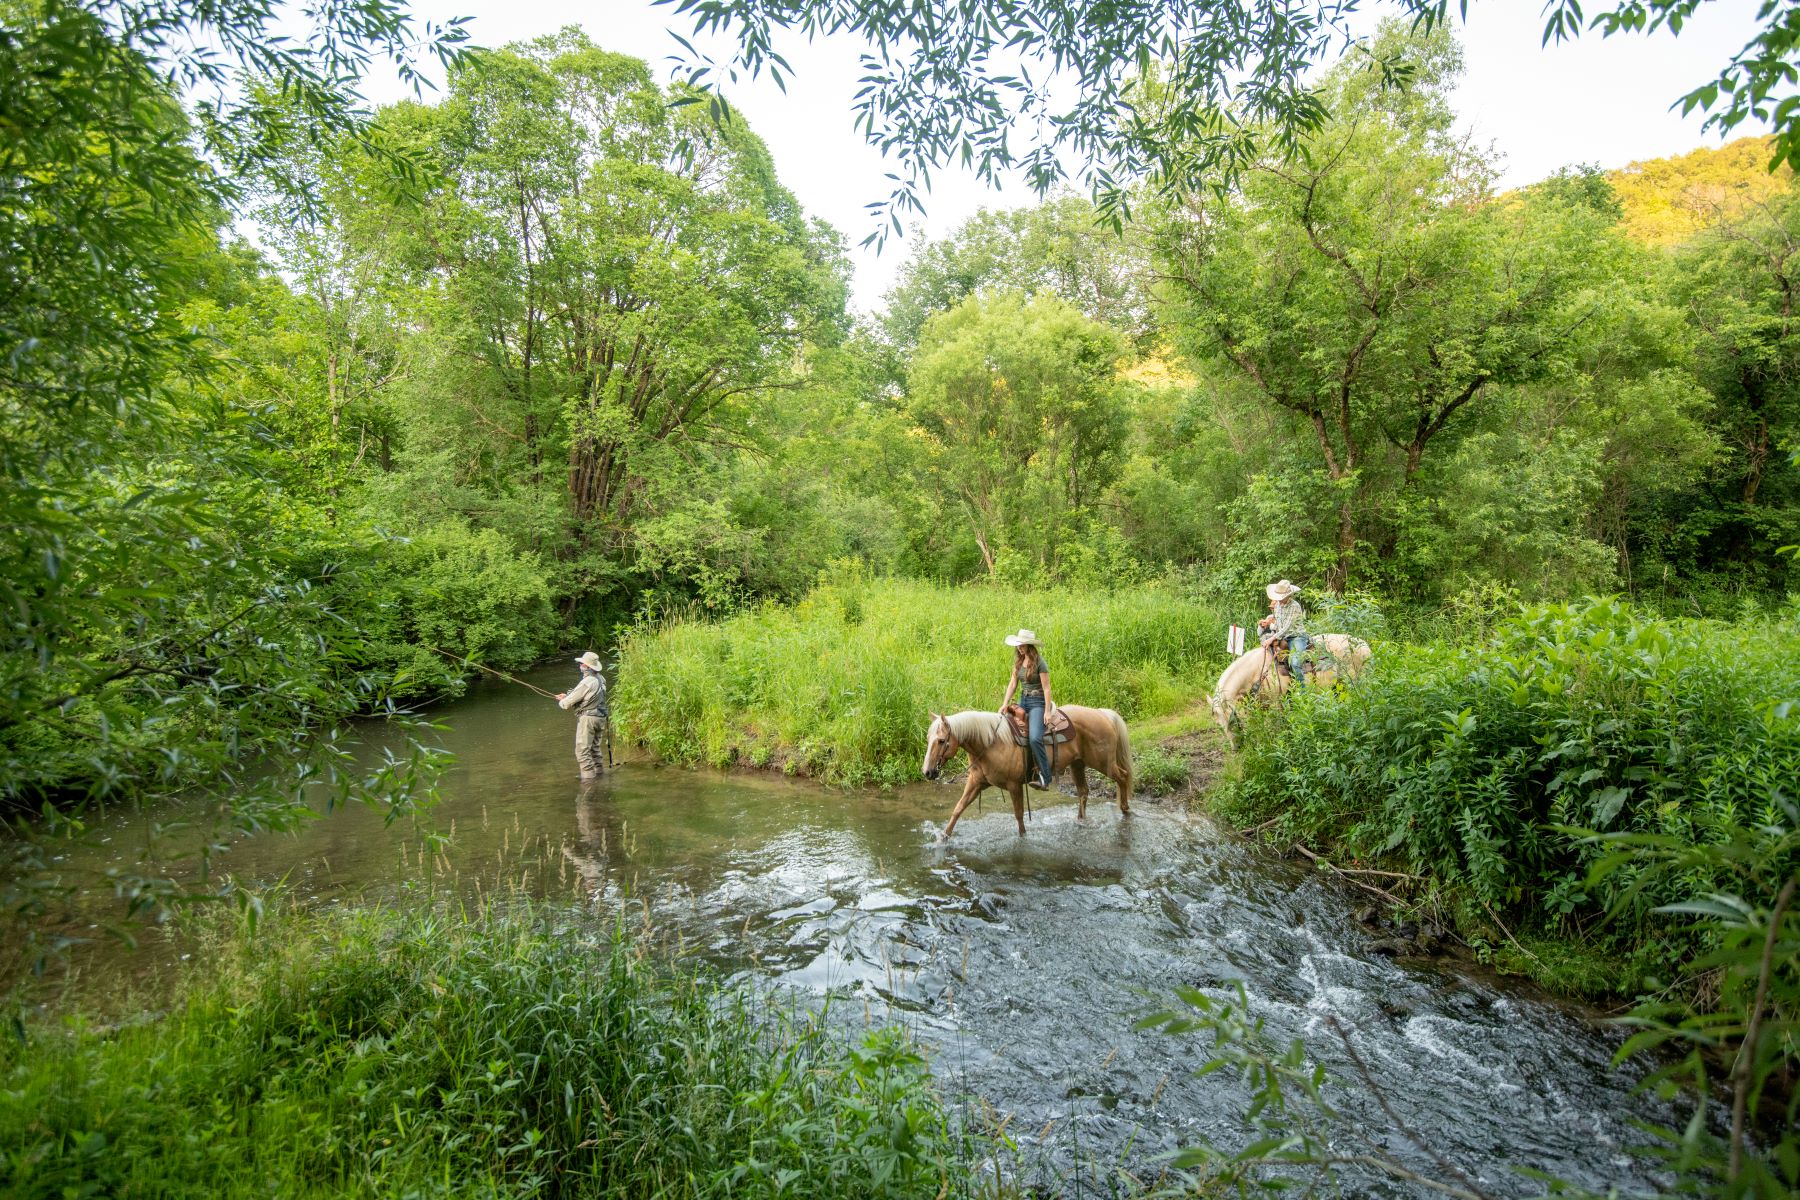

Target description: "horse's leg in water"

left=941, top=768, right=986, bottom=840
left=1007, top=782, right=1026, bottom=835
left=1113, top=756, right=1133, bottom=815
left=1071, top=760, right=1089, bottom=819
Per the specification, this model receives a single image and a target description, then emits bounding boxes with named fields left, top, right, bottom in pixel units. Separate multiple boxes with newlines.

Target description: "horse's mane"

left=944, top=710, right=1003, bottom=748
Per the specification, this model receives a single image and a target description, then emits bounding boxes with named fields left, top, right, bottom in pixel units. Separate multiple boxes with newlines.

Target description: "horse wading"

left=921, top=706, right=1134, bottom=839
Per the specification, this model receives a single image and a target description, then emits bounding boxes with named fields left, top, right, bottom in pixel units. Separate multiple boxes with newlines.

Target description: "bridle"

left=922, top=715, right=961, bottom=780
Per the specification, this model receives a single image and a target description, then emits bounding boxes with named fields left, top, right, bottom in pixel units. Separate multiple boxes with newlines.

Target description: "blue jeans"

left=1287, top=634, right=1311, bottom=686
left=1022, top=694, right=1051, bottom=781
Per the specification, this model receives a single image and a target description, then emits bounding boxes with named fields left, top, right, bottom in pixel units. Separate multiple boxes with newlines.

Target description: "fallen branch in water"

left=1480, top=900, right=1547, bottom=972
left=1292, top=845, right=1407, bottom=905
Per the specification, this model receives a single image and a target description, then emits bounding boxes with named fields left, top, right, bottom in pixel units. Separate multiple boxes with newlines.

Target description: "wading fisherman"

left=556, top=651, right=610, bottom=780
left=997, top=629, right=1057, bottom=790
left=1257, top=580, right=1309, bottom=687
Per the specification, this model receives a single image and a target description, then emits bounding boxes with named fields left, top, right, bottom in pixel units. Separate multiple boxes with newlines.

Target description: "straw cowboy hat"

left=575, top=651, right=604, bottom=670
left=1265, top=580, right=1301, bottom=601
left=1003, top=628, right=1041, bottom=648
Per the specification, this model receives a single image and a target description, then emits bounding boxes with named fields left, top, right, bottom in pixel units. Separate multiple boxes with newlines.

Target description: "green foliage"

left=1658, top=186, right=1800, bottom=590
left=881, top=195, right=1156, bottom=351
left=349, top=524, right=559, bottom=699
left=906, top=292, right=1132, bottom=582
left=665, top=0, right=1800, bottom=247
left=1130, top=745, right=1191, bottom=796
left=0, top=905, right=991, bottom=1199
left=615, top=568, right=1229, bottom=785
left=0, top=2, right=452, bottom=948
left=1585, top=808, right=1799, bottom=1196
left=1222, top=599, right=1800, bottom=966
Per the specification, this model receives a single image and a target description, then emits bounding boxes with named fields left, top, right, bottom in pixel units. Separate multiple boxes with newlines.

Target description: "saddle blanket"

left=1002, top=705, right=1073, bottom=747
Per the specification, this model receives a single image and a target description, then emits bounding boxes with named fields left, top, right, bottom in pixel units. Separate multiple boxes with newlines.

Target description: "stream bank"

left=7, top=667, right=1679, bottom=1197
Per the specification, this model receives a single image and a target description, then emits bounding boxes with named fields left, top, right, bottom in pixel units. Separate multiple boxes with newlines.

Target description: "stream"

left=29, top=666, right=1673, bottom=1197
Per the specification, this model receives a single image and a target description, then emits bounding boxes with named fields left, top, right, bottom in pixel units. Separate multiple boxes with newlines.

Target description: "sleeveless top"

left=1014, top=653, right=1049, bottom=699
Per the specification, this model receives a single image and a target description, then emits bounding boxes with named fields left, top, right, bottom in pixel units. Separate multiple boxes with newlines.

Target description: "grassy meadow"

left=614, top=570, right=1236, bottom=785
left=0, top=905, right=998, bottom=1200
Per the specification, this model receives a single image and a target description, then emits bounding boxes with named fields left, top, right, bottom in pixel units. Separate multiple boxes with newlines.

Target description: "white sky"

left=360, top=0, right=1775, bottom=312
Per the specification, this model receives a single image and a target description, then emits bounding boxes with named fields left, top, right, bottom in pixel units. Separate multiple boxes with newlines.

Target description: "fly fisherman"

left=556, top=651, right=610, bottom=780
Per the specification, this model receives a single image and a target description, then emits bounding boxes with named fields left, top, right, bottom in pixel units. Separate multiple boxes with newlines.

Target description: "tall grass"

left=1219, top=598, right=1800, bottom=980
left=614, top=568, right=1234, bottom=784
left=0, top=905, right=999, bottom=1199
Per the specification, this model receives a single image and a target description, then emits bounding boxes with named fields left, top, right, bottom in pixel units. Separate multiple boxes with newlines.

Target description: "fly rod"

left=428, top=647, right=559, bottom=699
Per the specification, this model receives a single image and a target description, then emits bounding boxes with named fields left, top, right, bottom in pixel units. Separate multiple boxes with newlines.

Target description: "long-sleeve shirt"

left=1268, top=599, right=1306, bottom=639
left=559, top=673, right=607, bottom=717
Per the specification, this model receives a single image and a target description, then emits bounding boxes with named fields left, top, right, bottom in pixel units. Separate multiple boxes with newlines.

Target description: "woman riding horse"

left=997, top=628, right=1055, bottom=790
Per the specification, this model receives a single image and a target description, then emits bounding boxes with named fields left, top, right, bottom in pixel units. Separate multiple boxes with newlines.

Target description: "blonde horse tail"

left=1109, top=708, right=1133, bottom=810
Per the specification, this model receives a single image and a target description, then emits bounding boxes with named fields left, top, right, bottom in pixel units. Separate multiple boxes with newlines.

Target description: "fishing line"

left=426, top=647, right=559, bottom=699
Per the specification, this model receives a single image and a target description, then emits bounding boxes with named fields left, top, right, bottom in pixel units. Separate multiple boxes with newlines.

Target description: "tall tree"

left=1149, top=27, right=1621, bottom=592
left=883, top=195, right=1157, bottom=351
left=345, top=30, right=846, bottom=617
left=906, top=293, right=1129, bottom=578
left=1667, top=187, right=1800, bottom=580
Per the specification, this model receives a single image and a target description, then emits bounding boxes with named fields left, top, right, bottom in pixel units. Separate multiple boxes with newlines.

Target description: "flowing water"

left=29, top=667, right=1673, bottom=1197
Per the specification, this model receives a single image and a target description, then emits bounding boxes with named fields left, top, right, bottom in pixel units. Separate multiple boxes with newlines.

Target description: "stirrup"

left=1029, top=772, right=1051, bottom=791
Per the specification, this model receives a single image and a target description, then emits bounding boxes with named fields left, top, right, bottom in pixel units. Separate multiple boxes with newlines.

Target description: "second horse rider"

left=998, top=629, right=1057, bottom=790
left=1258, top=579, right=1309, bottom=687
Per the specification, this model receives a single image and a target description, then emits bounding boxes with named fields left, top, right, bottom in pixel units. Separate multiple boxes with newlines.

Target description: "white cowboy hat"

left=575, top=651, right=604, bottom=670
left=1265, top=580, right=1301, bottom=601
left=1003, top=628, right=1041, bottom=647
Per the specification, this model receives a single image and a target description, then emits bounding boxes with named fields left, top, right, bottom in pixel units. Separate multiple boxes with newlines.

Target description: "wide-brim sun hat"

left=1265, top=580, right=1301, bottom=601
left=1003, top=628, right=1041, bottom=647
left=575, top=651, right=604, bottom=670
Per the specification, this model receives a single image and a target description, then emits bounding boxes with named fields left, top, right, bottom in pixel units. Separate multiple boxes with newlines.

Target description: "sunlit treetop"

left=655, top=0, right=1800, bottom=245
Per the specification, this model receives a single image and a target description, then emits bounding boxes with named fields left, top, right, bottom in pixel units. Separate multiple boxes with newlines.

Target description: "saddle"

left=1001, top=705, right=1074, bottom=747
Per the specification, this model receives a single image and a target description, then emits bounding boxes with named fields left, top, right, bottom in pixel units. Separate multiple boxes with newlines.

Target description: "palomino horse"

left=1207, top=634, right=1372, bottom=749
left=921, top=706, right=1134, bottom=839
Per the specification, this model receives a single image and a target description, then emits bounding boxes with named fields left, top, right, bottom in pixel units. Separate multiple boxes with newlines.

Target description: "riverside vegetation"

left=5, top=0, right=1799, bottom=1197
left=615, top=572, right=1229, bottom=786
left=0, top=905, right=996, bottom=1200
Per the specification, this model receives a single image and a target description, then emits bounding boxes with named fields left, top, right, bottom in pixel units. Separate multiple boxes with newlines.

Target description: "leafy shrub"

left=1220, top=598, right=1800, bottom=963
left=1132, top=746, right=1191, bottom=796
left=0, top=906, right=987, bottom=1199
left=348, top=522, right=559, bottom=699
left=615, top=567, right=1232, bottom=785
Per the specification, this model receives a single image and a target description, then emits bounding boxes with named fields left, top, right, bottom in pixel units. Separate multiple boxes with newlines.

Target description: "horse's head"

left=921, top=712, right=959, bottom=780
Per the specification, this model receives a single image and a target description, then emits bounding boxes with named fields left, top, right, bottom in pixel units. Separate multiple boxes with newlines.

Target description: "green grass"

left=0, top=905, right=1002, bottom=1200
left=1131, top=746, right=1192, bottom=796
left=614, top=569, right=1234, bottom=785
